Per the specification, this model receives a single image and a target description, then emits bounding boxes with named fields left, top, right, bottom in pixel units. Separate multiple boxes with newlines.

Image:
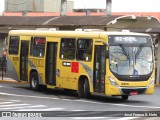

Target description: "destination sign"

left=34, top=37, right=46, bottom=45
left=109, top=36, right=151, bottom=45
left=114, top=37, right=137, bottom=43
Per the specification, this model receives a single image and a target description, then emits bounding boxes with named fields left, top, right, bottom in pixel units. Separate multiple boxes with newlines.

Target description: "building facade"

left=5, top=0, right=73, bottom=13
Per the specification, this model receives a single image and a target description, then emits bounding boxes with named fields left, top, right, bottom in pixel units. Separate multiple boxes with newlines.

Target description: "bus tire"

left=121, top=95, right=129, bottom=101
left=84, top=78, right=91, bottom=99
left=30, top=72, right=40, bottom=91
left=78, top=80, right=84, bottom=98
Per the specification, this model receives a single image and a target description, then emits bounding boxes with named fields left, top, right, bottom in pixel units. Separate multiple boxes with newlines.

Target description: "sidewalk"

left=0, top=77, right=29, bottom=84
left=0, top=77, right=17, bottom=82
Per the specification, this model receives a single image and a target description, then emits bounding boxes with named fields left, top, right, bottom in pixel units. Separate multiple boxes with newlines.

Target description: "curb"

left=0, top=79, right=28, bottom=84
left=0, top=80, right=17, bottom=83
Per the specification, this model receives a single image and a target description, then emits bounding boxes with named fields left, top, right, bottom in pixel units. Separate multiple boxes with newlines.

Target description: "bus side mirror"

left=106, top=50, right=109, bottom=59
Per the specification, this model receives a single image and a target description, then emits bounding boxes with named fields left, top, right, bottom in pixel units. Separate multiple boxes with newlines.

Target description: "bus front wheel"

left=30, top=72, right=40, bottom=91
left=121, top=95, right=129, bottom=101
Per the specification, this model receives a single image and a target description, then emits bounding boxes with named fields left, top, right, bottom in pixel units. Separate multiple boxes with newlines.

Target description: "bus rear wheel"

left=78, top=78, right=91, bottom=99
left=30, top=72, right=40, bottom=91
left=121, top=95, right=129, bottom=101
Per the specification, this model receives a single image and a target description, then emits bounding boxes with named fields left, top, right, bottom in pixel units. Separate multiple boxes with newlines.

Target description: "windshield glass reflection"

left=109, top=46, right=153, bottom=75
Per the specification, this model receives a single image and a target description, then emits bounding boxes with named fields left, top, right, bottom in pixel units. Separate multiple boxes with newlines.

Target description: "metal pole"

left=2, top=62, right=3, bottom=80
left=60, top=0, right=67, bottom=16
left=156, top=34, right=160, bottom=84
left=106, top=0, right=112, bottom=16
left=86, top=10, right=90, bottom=16
left=1, top=57, right=3, bottom=80
left=22, top=0, right=27, bottom=16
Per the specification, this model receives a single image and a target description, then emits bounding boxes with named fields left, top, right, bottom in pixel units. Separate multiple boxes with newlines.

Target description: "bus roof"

left=9, top=30, right=150, bottom=38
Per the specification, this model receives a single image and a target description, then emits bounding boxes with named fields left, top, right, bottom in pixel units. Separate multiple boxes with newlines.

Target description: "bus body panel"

left=6, top=56, right=19, bottom=81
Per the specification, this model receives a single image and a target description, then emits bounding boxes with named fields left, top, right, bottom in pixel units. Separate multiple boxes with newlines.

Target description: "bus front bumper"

left=106, top=84, right=154, bottom=96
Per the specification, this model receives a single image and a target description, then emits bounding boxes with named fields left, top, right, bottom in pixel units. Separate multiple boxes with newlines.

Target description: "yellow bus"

left=7, top=30, right=155, bottom=100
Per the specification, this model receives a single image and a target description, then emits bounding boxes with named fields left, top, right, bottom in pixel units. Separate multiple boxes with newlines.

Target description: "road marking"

left=0, top=102, right=14, bottom=105
left=75, top=99, right=160, bottom=109
left=16, top=107, right=65, bottom=111
left=0, top=104, right=30, bottom=107
left=9, top=100, right=21, bottom=102
left=115, top=117, right=139, bottom=120
left=0, top=92, right=59, bottom=100
left=71, top=110, right=86, bottom=111
left=72, top=117, right=108, bottom=119
left=1, top=105, right=46, bottom=110
left=0, top=92, right=160, bottom=109
left=72, top=117, right=138, bottom=120
left=0, top=98, right=21, bottom=102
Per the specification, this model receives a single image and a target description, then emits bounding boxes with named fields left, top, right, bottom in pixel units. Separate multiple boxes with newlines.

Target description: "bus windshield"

left=109, top=35, right=153, bottom=76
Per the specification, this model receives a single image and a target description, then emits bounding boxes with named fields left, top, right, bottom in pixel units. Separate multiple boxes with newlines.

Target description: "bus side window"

left=60, top=38, right=76, bottom=60
left=76, top=39, right=92, bottom=61
left=9, top=36, right=19, bottom=55
left=30, top=37, right=46, bottom=57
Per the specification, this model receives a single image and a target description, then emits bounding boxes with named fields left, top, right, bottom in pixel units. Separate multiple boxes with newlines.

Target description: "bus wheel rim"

left=32, top=77, right=37, bottom=88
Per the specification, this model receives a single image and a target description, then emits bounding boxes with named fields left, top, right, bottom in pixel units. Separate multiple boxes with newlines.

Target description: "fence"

left=0, top=57, right=7, bottom=80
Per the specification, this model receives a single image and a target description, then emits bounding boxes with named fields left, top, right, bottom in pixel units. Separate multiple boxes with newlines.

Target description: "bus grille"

left=121, top=88, right=146, bottom=95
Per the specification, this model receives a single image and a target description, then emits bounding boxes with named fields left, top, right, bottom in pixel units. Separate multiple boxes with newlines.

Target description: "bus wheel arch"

left=30, top=70, right=40, bottom=91
left=78, top=75, right=91, bottom=98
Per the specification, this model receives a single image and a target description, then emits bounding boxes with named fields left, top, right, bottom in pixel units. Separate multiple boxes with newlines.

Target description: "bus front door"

left=93, top=46, right=106, bottom=93
left=45, top=42, right=58, bottom=86
left=20, top=41, right=29, bottom=81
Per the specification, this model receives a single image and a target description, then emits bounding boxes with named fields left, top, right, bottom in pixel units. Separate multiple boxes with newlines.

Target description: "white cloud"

left=74, top=0, right=160, bottom=12
left=74, top=0, right=106, bottom=9
left=112, top=0, right=160, bottom=12
left=0, top=0, right=4, bottom=13
left=1, top=0, right=160, bottom=13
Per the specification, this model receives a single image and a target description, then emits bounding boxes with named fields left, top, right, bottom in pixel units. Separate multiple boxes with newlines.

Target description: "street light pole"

left=22, top=0, right=27, bottom=16
left=106, top=0, right=112, bottom=16
left=60, top=0, right=67, bottom=16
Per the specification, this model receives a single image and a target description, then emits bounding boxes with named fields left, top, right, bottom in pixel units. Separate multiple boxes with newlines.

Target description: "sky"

left=74, top=0, right=160, bottom=12
left=112, top=0, right=160, bottom=12
left=0, top=0, right=160, bottom=13
left=0, top=0, right=4, bottom=14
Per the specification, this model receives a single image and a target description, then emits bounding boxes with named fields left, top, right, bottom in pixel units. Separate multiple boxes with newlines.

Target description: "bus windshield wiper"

left=135, top=45, right=143, bottom=64
left=120, top=44, right=130, bottom=66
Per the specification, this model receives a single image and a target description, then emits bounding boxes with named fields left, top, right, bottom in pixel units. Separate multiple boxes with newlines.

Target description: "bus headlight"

left=108, top=76, right=119, bottom=87
left=147, top=77, right=155, bottom=88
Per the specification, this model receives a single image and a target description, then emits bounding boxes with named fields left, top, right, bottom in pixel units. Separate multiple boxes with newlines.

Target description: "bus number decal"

left=121, top=83, right=129, bottom=86
left=29, top=58, right=44, bottom=67
left=13, top=57, right=19, bottom=61
left=71, top=62, right=79, bottom=73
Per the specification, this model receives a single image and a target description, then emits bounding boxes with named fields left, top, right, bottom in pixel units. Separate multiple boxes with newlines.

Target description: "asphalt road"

left=0, top=80, right=160, bottom=120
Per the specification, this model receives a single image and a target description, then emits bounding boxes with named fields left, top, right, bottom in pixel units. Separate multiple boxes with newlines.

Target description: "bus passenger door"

left=20, top=41, right=29, bottom=81
left=45, top=42, right=57, bottom=86
left=93, top=46, right=106, bottom=93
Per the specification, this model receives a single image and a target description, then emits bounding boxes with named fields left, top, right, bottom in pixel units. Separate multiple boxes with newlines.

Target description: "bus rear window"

left=9, top=36, right=19, bottom=55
